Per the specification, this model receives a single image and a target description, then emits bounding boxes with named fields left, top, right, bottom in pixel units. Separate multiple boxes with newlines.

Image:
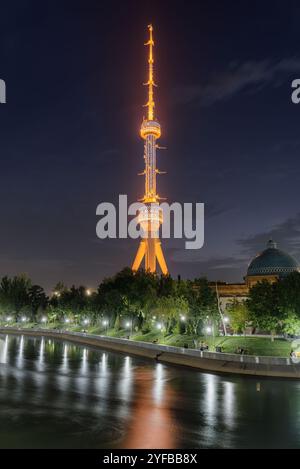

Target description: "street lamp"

left=206, top=326, right=212, bottom=334
left=157, top=323, right=163, bottom=331
left=21, top=316, right=27, bottom=323
left=65, top=318, right=70, bottom=324
left=41, top=316, right=47, bottom=324
left=125, top=320, right=133, bottom=338
left=83, top=318, right=90, bottom=326
left=102, top=319, right=108, bottom=334
left=224, top=316, right=229, bottom=324
left=6, top=316, right=12, bottom=322
left=180, top=315, right=186, bottom=322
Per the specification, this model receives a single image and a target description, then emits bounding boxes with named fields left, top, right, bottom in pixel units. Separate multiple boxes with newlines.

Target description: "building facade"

left=213, top=240, right=300, bottom=311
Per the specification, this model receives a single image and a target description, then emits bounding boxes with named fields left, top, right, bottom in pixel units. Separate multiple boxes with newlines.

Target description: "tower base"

left=132, top=238, right=168, bottom=275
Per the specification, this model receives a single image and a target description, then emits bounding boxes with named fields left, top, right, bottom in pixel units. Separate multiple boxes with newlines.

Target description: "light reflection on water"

left=0, top=334, right=300, bottom=449
left=0, top=335, right=8, bottom=363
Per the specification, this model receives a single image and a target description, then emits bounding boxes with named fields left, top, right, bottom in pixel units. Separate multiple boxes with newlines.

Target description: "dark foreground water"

left=0, top=334, right=300, bottom=448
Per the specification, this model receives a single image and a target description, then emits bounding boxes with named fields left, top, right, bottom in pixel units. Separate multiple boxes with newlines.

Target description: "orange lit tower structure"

left=132, top=25, right=168, bottom=275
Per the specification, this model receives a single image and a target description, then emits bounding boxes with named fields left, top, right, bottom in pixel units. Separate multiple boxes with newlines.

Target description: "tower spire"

left=145, top=24, right=155, bottom=121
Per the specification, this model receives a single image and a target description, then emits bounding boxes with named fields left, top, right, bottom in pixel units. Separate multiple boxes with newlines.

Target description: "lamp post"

left=83, top=318, right=90, bottom=331
left=102, top=319, right=108, bottom=335
left=205, top=325, right=215, bottom=350
left=125, top=321, right=133, bottom=338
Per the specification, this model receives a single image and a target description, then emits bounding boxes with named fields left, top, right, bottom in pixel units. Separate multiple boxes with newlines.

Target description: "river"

left=0, top=333, right=299, bottom=448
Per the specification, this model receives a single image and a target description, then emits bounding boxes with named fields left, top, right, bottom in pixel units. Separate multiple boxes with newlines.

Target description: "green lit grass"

left=0, top=321, right=293, bottom=357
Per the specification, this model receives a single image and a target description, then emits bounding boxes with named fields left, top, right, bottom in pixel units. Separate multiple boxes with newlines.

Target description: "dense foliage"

left=228, top=272, right=300, bottom=335
left=0, top=268, right=218, bottom=335
left=1, top=269, right=300, bottom=337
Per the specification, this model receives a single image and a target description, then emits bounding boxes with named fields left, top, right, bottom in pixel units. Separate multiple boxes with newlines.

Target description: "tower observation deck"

left=132, top=25, right=168, bottom=275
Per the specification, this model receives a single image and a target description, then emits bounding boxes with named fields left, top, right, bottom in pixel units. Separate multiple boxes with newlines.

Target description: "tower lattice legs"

left=154, top=240, right=168, bottom=275
left=132, top=240, right=147, bottom=272
left=132, top=237, right=168, bottom=275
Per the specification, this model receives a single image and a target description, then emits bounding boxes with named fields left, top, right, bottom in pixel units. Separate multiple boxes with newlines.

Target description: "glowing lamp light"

left=157, top=323, right=162, bottom=331
left=86, top=289, right=91, bottom=296
left=206, top=326, right=212, bottom=334
left=224, top=316, right=229, bottom=324
left=6, top=316, right=12, bottom=322
left=102, top=320, right=108, bottom=326
left=21, top=316, right=27, bottom=323
left=180, top=315, right=186, bottom=322
left=65, top=318, right=70, bottom=324
left=41, top=316, right=47, bottom=323
left=83, top=319, right=90, bottom=325
left=125, top=322, right=131, bottom=328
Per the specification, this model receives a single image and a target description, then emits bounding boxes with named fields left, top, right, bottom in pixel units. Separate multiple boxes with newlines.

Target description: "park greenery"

left=1, top=268, right=300, bottom=356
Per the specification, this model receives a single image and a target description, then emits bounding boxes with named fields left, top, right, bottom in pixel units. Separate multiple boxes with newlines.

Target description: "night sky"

left=1, top=0, right=300, bottom=291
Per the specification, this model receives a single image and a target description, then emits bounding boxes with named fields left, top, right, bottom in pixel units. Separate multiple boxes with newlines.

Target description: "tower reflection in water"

left=121, top=363, right=177, bottom=449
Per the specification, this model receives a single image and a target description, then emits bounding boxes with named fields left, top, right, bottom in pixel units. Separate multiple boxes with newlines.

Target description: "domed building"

left=246, top=240, right=300, bottom=287
left=211, top=240, right=300, bottom=312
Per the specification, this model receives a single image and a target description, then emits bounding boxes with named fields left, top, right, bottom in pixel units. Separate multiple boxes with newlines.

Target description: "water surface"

left=0, top=334, right=299, bottom=448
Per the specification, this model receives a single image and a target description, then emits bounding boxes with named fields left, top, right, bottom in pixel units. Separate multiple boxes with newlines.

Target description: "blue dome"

left=247, top=240, right=300, bottom=278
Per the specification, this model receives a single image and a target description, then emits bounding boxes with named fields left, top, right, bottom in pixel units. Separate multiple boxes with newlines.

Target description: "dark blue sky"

left=1, top=0, right=300, bottom=290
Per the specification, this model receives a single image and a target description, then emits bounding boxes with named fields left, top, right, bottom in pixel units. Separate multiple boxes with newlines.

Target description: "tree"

left=0, top=275, right=31, bottom=320
left=150, top=295, right=189, bottom=333
left=28, top=285, right=48, bottom=321
left=277, top=272, right=300, bottom=319
left=226, top=299, right=250, bottom=334
left=95, top=268, right=159, bottom=330
left=185, top=278, right=218, bottom=336
left=247, top=280, right=282, bottom=337
left=282, top=314, right=300, bottom=336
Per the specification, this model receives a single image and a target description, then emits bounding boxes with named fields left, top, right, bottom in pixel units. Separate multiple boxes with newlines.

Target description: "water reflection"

left=121, top=365, right=176, bottom=448
left=117, top=356, right=133, bottom=402
left=38, top=338, right=45, bottom=370
left=0, top=335, right=9, bottom=363
left=61, top=344, right=69, bottom=373
left=80, top=348, right=88, bottom=375
left=17, top=335, right=24, bottom=368
left=223, top=381, right=236, bottom=430
left=1, top=334, right=300, bottom=449
left=152, top=363, right=164, bottom=404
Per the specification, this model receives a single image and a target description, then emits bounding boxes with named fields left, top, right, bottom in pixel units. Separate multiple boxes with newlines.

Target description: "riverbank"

left=1, top=327, right=300, bottom=379
left=0, top=322, right=293, bottom=356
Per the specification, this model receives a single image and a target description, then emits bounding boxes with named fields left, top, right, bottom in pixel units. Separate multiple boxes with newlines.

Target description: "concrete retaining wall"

left=1, top=327, right=300, bottom=379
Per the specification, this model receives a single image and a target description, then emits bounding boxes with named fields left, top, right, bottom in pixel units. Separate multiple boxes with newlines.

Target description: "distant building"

left=212, top=240, right=300, bottom=311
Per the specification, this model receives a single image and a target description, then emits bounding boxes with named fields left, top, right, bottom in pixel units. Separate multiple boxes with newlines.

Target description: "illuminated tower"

left=132, top=24, right=168, bottom=275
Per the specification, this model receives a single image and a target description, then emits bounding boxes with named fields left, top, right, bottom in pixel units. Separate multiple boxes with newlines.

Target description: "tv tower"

left=132, top=24, right=168, bottom=275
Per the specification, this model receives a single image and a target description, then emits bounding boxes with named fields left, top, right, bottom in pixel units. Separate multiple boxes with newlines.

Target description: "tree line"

left=1, top=269, right=300, bottom=337
left=0, top=269, right=218, bottom=335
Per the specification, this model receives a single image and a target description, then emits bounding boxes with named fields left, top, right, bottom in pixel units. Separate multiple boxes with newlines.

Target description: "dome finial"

left=267, top=239, right=277, bottom=249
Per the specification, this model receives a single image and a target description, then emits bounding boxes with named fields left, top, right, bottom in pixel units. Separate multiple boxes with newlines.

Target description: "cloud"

left=175, top=58, right=300, bottom=106
left=237, top=213, right=300, bottom=259
left=171, top=248, right=246, bottom=267
left=171, top=213, right=300, bottom=281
